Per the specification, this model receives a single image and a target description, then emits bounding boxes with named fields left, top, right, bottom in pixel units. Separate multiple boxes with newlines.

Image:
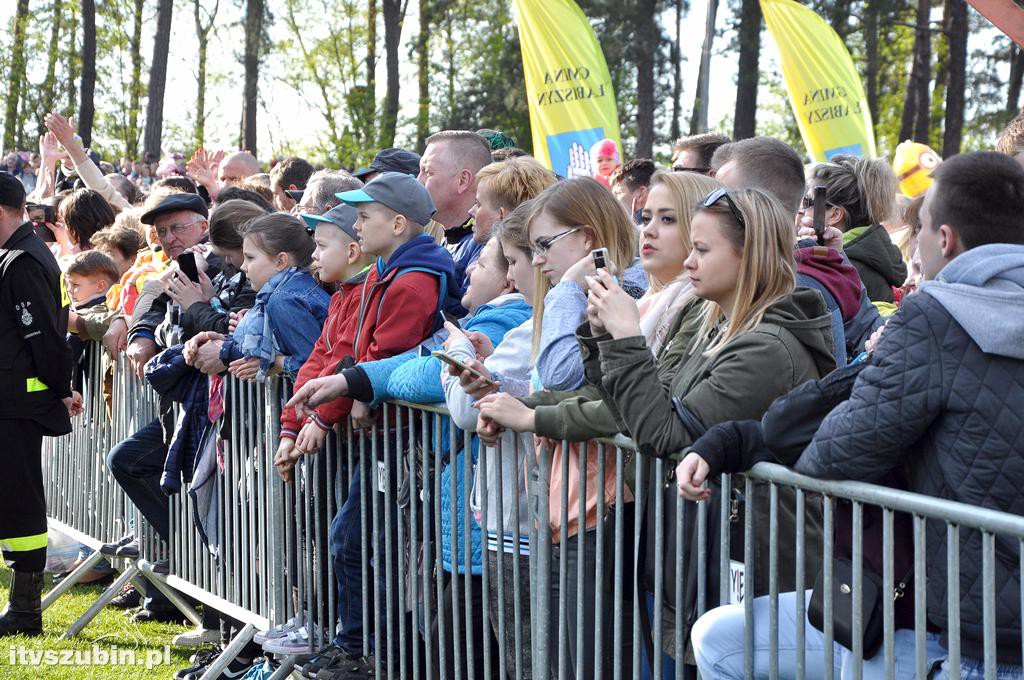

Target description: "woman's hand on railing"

left=676, top=451, right=712, bottom=501
left=476, top=413, right=503, bottom=445
left=475, top=392, right=535, bottom=434
left=286, top=374, right=349, bottom=419
left=585, top=269, right=641, bottom=340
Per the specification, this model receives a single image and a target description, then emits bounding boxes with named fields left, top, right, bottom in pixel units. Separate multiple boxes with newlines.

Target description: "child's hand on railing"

left=228, top=309, right=248, bottom=334
left=274, top=439, right=296, bottom=483
left=350, top=400, right=376, bottom=429
left=294, top=420, right=328, bottom=455
left=676, top=451, right=712, bottom=502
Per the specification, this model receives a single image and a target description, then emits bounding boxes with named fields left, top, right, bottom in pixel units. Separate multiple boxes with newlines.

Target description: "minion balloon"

left=893, top=141, right=942, bottom=198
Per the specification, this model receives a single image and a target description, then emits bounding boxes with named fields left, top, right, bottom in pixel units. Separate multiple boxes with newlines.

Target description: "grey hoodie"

left=919, top=243, right=1024, bottom=360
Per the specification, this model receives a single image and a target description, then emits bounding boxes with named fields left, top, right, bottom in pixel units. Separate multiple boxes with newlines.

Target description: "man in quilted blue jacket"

left=797, top=151, right=1024, bottom=678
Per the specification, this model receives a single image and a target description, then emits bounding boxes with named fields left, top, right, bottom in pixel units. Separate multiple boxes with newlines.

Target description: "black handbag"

left=808, top=558, right=912, bottom=660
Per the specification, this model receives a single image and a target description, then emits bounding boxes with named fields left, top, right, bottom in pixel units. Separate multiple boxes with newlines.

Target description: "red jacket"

left=280, top=265, right=440, bottom=438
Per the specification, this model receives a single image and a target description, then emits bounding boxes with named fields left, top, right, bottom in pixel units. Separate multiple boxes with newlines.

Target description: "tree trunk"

left=1007, top=46, right=1024, bottom=115
left=66, top=3, right=79, bottom=116
left=670, top=0, right=683, bottom=142
left=415, top=0, right=432, bottom=149
left=733, top=0, right=762, bottom=140
left=863, top=0, right=879, bottom=135
left=942, top=0, right=966, bottom=157
left=39, top=0, right=63, bottom=138
left=143, top=0, right=174, bottom=161
left=691, top=0, right=719, bottom=134
left=194, top=0, right=219, bottom=149
left=912, top=0, right=931, bottom=143
left=126, top=0, right=144, bottom=159
left=3, top=0, right=30, bottom=152
left=379, top=0, right=407, bottom=148
left=242, top=0, right=264, bottom=155
left=367, top=0, right=377, bottom=134
left=78, top=0, right=96, bottom=148
left=634, top=0, right=658, bottom=157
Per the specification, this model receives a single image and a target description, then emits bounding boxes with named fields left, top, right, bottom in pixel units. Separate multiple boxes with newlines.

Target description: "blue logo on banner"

left=546, top=127, right=605, bottom=179
left=824, top=144, right=863, bottom=160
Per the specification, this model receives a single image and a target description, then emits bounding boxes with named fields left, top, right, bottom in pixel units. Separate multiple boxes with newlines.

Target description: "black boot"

left=0, top=571, right=44, bottom=637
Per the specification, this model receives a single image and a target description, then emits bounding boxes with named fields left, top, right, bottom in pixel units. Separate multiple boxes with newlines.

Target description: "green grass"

left=0, top=568, right=195, bottom=679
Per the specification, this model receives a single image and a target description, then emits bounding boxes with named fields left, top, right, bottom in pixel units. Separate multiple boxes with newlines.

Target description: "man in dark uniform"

left=0, top=172, right=77, bottom=636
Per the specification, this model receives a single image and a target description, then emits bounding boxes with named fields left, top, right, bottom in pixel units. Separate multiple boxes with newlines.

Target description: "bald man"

left=218, top=151, right=261, bottom=190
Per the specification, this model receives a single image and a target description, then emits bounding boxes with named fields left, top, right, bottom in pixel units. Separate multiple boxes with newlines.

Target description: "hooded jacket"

left=796, top=243, right=1024, bottom=663
left=280, top=234, right=463, bottom=437
left=842, top=224, right=907, bottom=304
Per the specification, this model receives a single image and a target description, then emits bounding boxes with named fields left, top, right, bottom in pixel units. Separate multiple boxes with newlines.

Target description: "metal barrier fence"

left=42, top=342, right=1024, bottom=680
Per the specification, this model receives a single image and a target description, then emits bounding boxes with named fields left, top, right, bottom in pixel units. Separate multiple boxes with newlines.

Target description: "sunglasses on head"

left=701, top=188, right=746, bottom=229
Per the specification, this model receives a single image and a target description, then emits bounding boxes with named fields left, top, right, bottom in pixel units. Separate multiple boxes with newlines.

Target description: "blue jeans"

left=692, top=590, right=947, bottom=679
left=937, top=657, right=1024, bottom=679
left=105, top=418, right=171, bottom=610
left=330, top=452, right=399, bottom=658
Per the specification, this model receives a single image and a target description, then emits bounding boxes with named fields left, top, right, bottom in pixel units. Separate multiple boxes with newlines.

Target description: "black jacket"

left=796, top=290, right=1024, bottom=663
left=0, top=222, right=73, bottom=433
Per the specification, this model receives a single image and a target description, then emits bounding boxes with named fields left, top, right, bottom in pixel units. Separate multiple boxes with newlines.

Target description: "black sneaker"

left=175, top=646, right=220, bottom=679
left=131, top=607, right=188, bottom=625
left=187, top=654, right=254, bottom=680
left=316, top=655, right=381, bottom=679
left=114, top=541, right=141, bottom=558
left=296, top=644, right=351, bottom=678
left=99, top=535, right=135, bottom=557
left=108, top=584, right=141, bottom=610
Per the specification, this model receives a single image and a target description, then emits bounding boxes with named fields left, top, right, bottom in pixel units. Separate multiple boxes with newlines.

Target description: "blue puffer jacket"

left=440, top=440, right=482, bottom=574
left=353, top=294, right=530, bottom=408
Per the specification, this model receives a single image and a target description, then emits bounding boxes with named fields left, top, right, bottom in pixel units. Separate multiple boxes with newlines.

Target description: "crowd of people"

left=0, top=105, right=1023, bottom=680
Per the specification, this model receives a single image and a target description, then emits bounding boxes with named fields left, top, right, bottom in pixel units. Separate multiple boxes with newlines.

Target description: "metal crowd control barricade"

left=47, top=354, right=1024, bottom=680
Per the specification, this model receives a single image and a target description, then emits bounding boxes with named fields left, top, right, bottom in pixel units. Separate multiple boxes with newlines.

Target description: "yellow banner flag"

left=513, top=0, right=622, bottom=176
left=760, top=0, right=877, bottom=162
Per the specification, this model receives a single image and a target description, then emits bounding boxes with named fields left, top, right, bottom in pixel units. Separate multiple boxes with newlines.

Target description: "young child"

left=589, top=138, right=621, bottom=188
left=217, top=213, right=330, bottom=382
left=66, top=250, right=120, bottom=344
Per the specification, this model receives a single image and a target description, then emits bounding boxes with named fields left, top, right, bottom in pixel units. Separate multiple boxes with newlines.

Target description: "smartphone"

left=177, top=252, right=201, bottom=283
left=432, top=350, right=497, bottom=387
left=26, top=203, right=55, bottom=224
left=441, top=309, right=461, bottom=327
left=592, top=247, right=609, bottom=271
left=811, top=185, right=827, bottom=245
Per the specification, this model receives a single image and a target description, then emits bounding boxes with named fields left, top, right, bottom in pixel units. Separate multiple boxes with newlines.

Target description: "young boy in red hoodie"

left=272, top=172, right=463, bottom=673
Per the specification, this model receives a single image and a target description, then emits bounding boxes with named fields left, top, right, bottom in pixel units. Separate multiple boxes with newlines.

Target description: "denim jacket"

left=221, top=269, right=330, bottom=379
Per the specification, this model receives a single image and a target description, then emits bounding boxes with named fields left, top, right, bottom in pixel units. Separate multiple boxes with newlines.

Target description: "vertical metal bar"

left=612, top=448, right=624, bottom=680
left=653, top=455, right=665, bottom=680
left=795, top=489, right=807, bottom=680
left=769, top=483, right=780, bottom=680
left=479, top=434, right=493, bottom=680
left=882, top=509, right=896, bottom=680
left=396, top=407, right=408, bottom=680
left=493, top=437, right=507, bottom=680
left=823, top=495, right=835, bottom=680
left=575, top=440, right=587, bottom=680
left=632, top=449, right=645, bottom=680
left=534, top=442, right=553, bottom=680
left=983, top=531, right=996, bottom=679
left=594, top=443, right=607, bottom=679
left=742, top=476, right=755, bottom=680
left=510, top=435, right=525, bottom=680
left=851, top=501, right=864, bottom=680
left=947, top=524, right=961, bottom=680
left=914, top=514, right=928, bottom=679
left=461, top=427, right=475, bottom=679
left=382, top=407, right=396, bottom=679
left=434, top=414, right=448, bottom=678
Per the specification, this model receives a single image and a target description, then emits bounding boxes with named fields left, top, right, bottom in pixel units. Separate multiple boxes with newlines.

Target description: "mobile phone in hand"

left=591, top=247, right=609, bottom=271
left=812, top=185, right=827, bottom=245
left=431, top=350, right=497, bottom=387
left=177, top=252, right=201, bottom=283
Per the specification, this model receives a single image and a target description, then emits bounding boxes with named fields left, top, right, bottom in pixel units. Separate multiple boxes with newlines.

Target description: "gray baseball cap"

left=300, top=204, right=359, bottom=241
left=336, top=172, right=436, bottom=226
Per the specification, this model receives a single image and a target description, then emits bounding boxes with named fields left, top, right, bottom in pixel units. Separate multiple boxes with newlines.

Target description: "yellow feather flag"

left=760, top=0, right=877, bottom=162
left=513, top=0, right=622, bottom=175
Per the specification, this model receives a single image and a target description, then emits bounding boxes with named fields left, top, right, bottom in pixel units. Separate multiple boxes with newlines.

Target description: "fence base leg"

left=198, top=623, right=257, bottom=680
left=135, top=560, right=203, bottom=629
left=60, top=564, right=140, bottom=639
left=41, top=550, right=106, bottom=611
left=266, top=655, right=296, bottom=680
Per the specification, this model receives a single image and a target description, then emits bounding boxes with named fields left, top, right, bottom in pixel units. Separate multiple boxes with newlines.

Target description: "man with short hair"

left=797, top=151, right=1024, bottom=678
left=418, top=130, right=494, bottom=285
left=270, top=157, right=315, bottom=212
left=291, top=170, right=363, bottom=216
left=711, top=136, right=805, bottom=215
left=996, top=110, right=1024, bottom=166
left=0, top=173, right=76, bottom=637
left=673, top=132, right=731, bottom=174
left=611, top=158, right=657, bottom=223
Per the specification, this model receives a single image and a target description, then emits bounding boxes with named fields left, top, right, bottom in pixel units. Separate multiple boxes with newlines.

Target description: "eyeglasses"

left=155, top=219, right=205, bottom=239
left=291, top=204, right=323, bottom=216
left=673, top=165, right=711, bottom=174
left=701, top=188, right=746, bottom=230
left=532, top=226, right=582, bottom=255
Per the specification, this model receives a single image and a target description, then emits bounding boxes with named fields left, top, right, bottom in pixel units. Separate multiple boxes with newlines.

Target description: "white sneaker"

left=260, top=623, right=321, bottom=655
left=172, top=626, right=221, bottom=647
left=253, top=611, right=306, bottom=644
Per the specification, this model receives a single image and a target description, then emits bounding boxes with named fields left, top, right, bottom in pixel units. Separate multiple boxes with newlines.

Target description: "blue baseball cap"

left=336, top=172, right=436, bottom=226
left=301, top=204, right=359, bottom=241
left=353, top=148, right=421, bottom=180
